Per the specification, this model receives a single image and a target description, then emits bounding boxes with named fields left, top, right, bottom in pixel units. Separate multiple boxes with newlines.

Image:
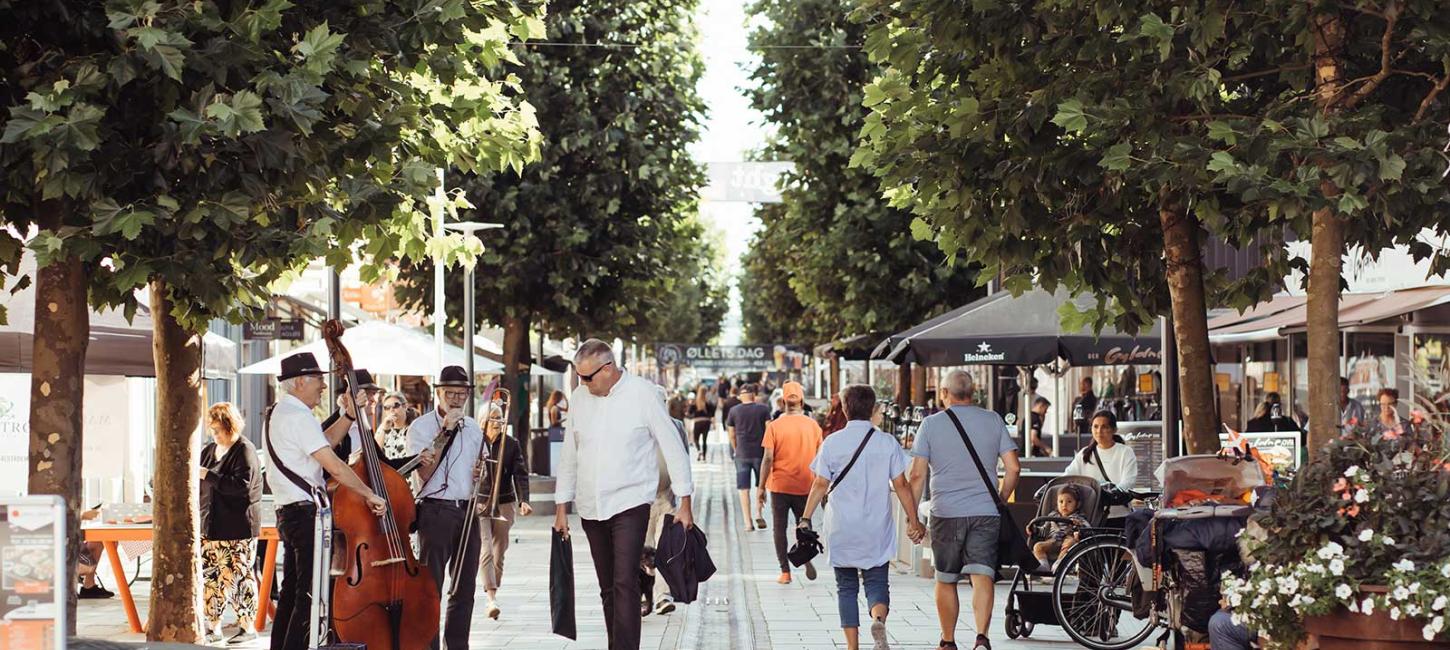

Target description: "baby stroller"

left=1003, top=475, right=1157, bottom=646
left=1124, top=454, right=1267, bottom=649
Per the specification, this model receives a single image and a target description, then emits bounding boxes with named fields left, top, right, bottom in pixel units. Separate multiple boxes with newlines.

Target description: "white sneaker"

left=871, top=618, right=890, bottom=650
left=486, top=601, right=501, bottom=620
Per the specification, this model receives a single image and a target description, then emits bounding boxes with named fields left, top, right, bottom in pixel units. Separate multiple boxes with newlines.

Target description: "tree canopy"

left=738, top=0, right=979, bottom=347
left=396, top=0, right=715, bottom=344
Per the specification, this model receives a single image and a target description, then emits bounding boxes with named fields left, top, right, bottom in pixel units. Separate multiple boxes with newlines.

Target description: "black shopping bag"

left=550, top=529, right=577, bottom=640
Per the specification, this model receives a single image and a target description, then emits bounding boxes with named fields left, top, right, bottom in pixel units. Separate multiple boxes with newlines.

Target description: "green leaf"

left=1333, top=136, right=1361, bottom=150
left=1099, top=142, right=1133, bottom=171
left=1206, top=121, right=1236, bottom=145
left=1051, top=99, right=1088, bottom=133
left=1139, top=13, right=1174, bottom=60
left=863, top=84, right=887, bottom=108
left=909, top=217, right=934, bottom=241
left=1207, top=151, right=1238, bottom=173
left=1378, top=153, right=1406, bottom=181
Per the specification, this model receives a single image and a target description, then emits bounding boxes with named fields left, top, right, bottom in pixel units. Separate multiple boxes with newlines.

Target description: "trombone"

left=447, top=386, right=511, bottom=596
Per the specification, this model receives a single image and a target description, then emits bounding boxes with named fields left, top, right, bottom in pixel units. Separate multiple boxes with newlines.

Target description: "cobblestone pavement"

left=76, top=443, right=1087, bottom=649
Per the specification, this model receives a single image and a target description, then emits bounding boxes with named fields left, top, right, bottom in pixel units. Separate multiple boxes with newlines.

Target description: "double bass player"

left=408, top=365, right=488, bottom=650
left=264, top=352, right=387, bottom=650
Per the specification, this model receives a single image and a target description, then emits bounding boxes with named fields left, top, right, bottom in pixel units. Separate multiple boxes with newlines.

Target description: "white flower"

left=1278, top=575, right=1300, bottom=595
left=1304, top=562, right=1326, bottom=575
left=1359, top=529, right=1375, bottom=542
left=1229, top=591, right=1244, bottom=608
left=1353, top=487, right=1370, bottom=503
left=1336, top=584, right=1354, bottom=600
left=1318, top=542, right=1345, bottom=559
left=1441, top=564, right=1450, bottom=578
left=1330, top=558, right=1346, bottom=576
left=1432, top=595, right=1447, bottom=611
left=1349, top=599, right=1360, bottom=613
left=1408, top=604, right=1423, bottom=617
left=1290, top=594, right=1306, bottom=608
left=1383, top=536, right=1397, bottom=546
left=1344, top=465, right=1362, bottom=478
left=1395, top=559, right=1416, bottom=572
left=1410, top=582, right=1422, bottom=595
left=1363, top=598, right=1377, bottom=616
left=1392, top=606, right=1402, bottom=621
left=1426, top=616, right=1446, bottom=641
left=1395, top=586, right=1413, bottom=601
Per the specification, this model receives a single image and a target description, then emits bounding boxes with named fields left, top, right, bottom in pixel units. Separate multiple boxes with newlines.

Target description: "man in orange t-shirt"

left=757, top=381, right=824, bottom=584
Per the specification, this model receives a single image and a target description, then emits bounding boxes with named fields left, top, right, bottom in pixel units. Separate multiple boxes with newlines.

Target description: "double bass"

left=323, top=320, right=440, bottom=650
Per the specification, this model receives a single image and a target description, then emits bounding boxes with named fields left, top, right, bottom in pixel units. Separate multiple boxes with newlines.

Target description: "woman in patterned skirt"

left=200, top=401, right=263, bottom=645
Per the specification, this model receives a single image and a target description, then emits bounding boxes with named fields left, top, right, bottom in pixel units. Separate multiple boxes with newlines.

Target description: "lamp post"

left=443, top=221, right=503, bottom=416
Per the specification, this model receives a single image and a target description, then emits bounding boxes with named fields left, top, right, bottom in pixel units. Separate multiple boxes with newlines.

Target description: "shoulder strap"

left=943, top=408, right=1005, bottom=508
left=263, top=403, right=327, bottom=505
left=1090, top=446, right=1113, bottom=484
left=828, top=427, right=876, bottom=494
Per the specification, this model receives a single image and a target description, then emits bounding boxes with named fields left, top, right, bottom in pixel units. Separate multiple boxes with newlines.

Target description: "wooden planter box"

left=1305, top=587, right=1440, bottom=650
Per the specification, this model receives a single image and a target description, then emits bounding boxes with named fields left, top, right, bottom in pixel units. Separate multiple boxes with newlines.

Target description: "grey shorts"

left=931, top=515, right=1000, bottom=583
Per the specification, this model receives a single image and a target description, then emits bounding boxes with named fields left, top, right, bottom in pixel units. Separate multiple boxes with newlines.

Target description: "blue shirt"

left=910, top=404, right=1017, bottom=518
left=810, top=420, right=909, bottom=569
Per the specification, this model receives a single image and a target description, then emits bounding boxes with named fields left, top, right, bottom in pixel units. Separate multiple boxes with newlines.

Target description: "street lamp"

left=442, top=220, right=503, bottom=416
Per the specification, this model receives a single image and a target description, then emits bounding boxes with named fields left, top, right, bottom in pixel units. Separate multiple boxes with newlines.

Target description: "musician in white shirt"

left=264, top=352, right=385, bottom=650
left=555, top=339, right=694, bottom=650
left=407, top=365, right=487, bottom=650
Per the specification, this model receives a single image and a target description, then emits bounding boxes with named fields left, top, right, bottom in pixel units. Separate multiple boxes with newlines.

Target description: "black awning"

left=885, top=288, right=1161, bottom=367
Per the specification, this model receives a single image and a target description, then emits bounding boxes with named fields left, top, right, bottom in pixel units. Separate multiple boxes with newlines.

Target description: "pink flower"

left=1333, top=477, right=1349, bottom=491
left=1338, top=504, right=1361, bottom=518
left=1383, top=428, right=1402, bottom=441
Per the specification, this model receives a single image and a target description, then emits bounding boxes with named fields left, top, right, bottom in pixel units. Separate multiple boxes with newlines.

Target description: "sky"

left=690, top=0, right=773, bottom=345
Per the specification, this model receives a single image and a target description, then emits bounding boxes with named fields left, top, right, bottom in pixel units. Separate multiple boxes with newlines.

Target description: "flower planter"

left=1305, top=587, right=1440, bottom=650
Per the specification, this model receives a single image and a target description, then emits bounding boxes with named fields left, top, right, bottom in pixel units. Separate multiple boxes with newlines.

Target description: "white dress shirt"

left=407, top=410, right=485, bottom=500
left=556, top=372, right=694, bottom=521
left=265, top=393, right=330, bottom=506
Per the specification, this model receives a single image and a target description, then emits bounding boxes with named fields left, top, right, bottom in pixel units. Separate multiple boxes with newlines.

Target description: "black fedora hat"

left=280, top=352, right=326, bottom=380
left=433, top=365, right=474, bottom=388
left=342, top=369, right=380, bottom=391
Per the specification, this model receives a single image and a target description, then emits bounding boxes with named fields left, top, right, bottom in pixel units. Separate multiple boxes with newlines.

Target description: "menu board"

left=0, top=496, right=65, bottom=650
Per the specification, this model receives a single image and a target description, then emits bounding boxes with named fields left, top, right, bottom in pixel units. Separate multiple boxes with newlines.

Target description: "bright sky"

left=691, top=0, right=772, bottom=344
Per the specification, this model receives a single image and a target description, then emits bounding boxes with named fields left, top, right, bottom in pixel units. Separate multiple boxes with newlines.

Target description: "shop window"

left=1346, top=333, right=1394, bottom=413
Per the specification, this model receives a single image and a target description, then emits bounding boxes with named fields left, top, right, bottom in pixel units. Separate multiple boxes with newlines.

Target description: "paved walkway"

left=76, top=444, right=1084, bottom=649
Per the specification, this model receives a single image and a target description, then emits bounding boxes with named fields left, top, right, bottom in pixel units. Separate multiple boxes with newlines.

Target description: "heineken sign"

left=654, top=344, right=809, bottom=370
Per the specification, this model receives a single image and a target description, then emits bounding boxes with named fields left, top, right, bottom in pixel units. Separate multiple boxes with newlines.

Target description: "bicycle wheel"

left=1052, top=536, right=1157, bottom=650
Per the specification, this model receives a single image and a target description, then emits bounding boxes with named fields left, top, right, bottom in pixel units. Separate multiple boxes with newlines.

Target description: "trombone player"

left=408, top=365, right=486, bottom=650
left=476, top=400, right=531, bottom=620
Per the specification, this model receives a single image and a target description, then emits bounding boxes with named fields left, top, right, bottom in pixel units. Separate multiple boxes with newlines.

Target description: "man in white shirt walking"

left=264, top=352, right=387, bottom=650
left=408, top=365, right=487, bottom=650
left=554, top=339, right=694, bottom=650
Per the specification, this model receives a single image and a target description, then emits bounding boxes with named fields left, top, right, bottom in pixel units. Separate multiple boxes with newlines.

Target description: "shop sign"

left=1100, top=344, right=1160, bottom=365
left=654, top=344, right=808, bottom=370
left=1219, top=430, right=1301, bottom=471
left=244, top=318, right=304, bottom=341
left=962, top=342, right=1007, bottom=363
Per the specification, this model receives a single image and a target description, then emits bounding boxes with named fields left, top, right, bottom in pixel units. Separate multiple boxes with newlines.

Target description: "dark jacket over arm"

left=487, top=435, right=530, bottom=505
left=200, top=438, right=263, bottom=540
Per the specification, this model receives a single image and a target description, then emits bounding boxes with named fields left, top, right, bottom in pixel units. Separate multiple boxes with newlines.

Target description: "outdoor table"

left=83, top=524, right=279, bottom=634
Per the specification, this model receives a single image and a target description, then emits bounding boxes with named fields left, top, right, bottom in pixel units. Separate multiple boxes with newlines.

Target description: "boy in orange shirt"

left=757, top=381, right=824, bottom=584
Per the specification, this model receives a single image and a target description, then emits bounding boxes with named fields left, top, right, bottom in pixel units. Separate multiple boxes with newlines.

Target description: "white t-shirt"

left=1063, top=442, right=1139, bottom=490
left=265, top=393, right=330, bottom=506
left=407, top=410, right=485, bottom=501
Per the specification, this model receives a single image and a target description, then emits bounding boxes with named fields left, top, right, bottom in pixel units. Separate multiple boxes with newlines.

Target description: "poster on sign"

left=1219, top=431, right=1301, bottom=473
left=0, top=496, right=65, bottom=650
left=0, top=375, right=28, bottom=498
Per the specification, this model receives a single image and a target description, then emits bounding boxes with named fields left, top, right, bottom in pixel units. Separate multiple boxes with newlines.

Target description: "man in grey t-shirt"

left=908, top=370, right=1020, bottom=650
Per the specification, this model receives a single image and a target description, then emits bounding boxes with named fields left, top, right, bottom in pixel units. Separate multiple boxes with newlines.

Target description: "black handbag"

left=549, top=529, right=577, bottom=640
left=786, top=427, right=878, bottom=566
left=943, top=409, right=1037, bottom=573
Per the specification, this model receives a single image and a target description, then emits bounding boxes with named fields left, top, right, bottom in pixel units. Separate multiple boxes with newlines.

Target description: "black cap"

left=280, top=352, right=326, bottom=381
left=342, top=369, right=379, bottom=391
left=433, top=365, right=473, bottom=388
left=740, top=383, right=759, bottom=395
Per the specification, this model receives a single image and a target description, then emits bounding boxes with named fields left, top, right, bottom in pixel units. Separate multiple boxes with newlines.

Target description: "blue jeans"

left=834, top=564, right=890, bottom=629
left=1209, top=609, right=1255, bottom=650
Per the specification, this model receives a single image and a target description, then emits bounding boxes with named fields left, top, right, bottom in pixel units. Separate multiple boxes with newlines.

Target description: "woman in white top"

left=1062, top=410, right=1139, bottom=495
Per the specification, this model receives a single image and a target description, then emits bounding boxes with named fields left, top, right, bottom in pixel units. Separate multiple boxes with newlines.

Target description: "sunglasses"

left=384, top=402, right=404, bottom=409
left=579, top=361, right=614, bottom=383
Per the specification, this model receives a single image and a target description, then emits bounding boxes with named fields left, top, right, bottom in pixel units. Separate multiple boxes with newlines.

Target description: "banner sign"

left=0, top=496, right=65, bottom=650
left=654, top=344, right=809, bottom=371
left=1220, top=430, right=1302, bottom=471
left=243, top=318, right=305, bottom=341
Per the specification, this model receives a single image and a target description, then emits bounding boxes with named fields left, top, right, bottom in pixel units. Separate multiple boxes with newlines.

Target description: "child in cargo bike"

left=1029, top=484, right=1089, bottom=574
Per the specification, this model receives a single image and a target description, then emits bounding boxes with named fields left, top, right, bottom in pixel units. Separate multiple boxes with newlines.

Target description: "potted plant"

left=1223, top=421, right=1450, bottom=648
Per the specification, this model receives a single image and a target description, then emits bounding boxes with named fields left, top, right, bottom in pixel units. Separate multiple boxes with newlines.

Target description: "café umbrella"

left=238, top=321, right=503, bottom=376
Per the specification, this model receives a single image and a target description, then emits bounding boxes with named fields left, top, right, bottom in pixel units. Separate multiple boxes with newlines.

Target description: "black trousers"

left=580, top=503, right=651, bottom=650
left=770, top=492, right=808, bottom=572
left=271, top=503, right=316, bottom=650
left=417, top=499, right=483, bottom=650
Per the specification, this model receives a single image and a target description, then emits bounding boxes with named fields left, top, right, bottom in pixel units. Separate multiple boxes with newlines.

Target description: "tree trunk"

left=1158, top=201, right=1219, bottom=453
left=27, top=201, right=88, bottom=635
left=145, top=280, right=203, bottom=643
left=501, top=315, right=530, bottom=438
left=895, top=361, right=911, bottom=405
left=910, top=364, right=928, bottom=407
left=1307, top=10, right=1347, bottom=454
left=828, top=356, right=841, bottom=397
